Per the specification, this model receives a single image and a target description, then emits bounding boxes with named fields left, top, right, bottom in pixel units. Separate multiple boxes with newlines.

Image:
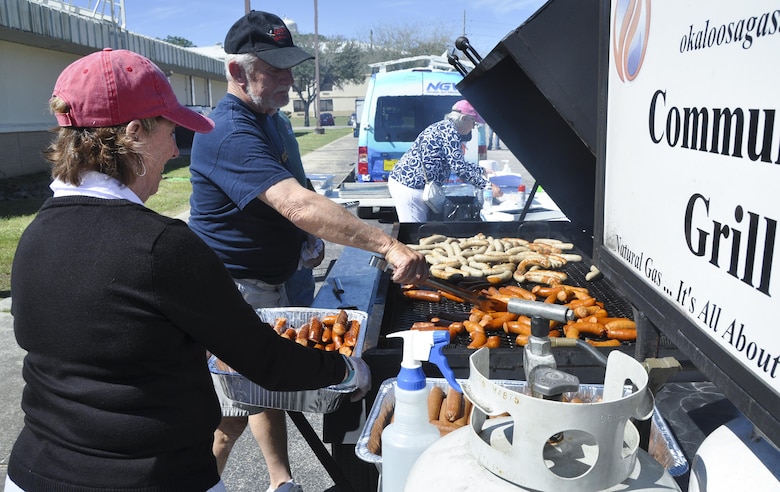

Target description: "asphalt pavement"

left=0, top=131, right=528, bottom=492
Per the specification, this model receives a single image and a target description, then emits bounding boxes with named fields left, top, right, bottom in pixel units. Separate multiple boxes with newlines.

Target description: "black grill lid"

left=456, top=0, right=600, bottom=257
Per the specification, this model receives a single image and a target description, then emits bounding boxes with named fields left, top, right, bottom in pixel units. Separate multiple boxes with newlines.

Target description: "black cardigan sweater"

left=9, top=196, right=346, bottom=491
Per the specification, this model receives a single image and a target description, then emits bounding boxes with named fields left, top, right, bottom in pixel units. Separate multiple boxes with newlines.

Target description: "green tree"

left=291, top=35, right=365, bottom=127
left=357, top=20, right=458, bottom=66
left=160, top=35, right=195, bottom=48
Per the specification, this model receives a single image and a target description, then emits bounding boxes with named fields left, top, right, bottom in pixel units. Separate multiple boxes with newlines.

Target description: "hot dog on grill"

left=402, top=289, right=442, bottom=303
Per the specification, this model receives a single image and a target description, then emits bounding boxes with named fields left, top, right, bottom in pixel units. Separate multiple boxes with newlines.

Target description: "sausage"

left=574, top=305, right=603, bottom=318
left=565, top=298, right=595, bottom=310
left=605, top=319, right=637, bottom=330
left=574, top=321, right=606, bottom=337
left=444, top=387, right=462, bottom=422
left=455, top=398, right=473, bottom=426
left=367, top=399, right=394, bottom=455
left=527, top=242, right=562, bottom=254
left=430, top=419, right=463, bottom=436
left=556, top=289, right=574, bottom=302
left=344, top=319, right=361, bottom=346
left=403, top=290, right=442, bottom=302
left=331, top=334, right=343, bottom=349
left=561, top=285, right=592, bottom=300
left=332, top=310, right=349, bottom=336
left=439, top=291, right=466, bottom=303
left=484, top=312, right=518, bottom=329
left=564, top=325, right=580, bottom=339
left=524, top=270, right=568, bottom=286
left=339, top=345, right=353, bottom=356
left=419, top=233, right=447, bottom=245
left=448, top=321, right=465, bottom=334
left=586, top=339, right=622, bottom=347
left=486, top=335, right=501, bottom=349
left=273, top=317, right=288, bottom=335
left=463, top=320, right=484, bottom=334
left=321, top=327, right=332, bottom=343
left=308, top=316, right=323, bottom=343
left=321, top=314, right=338, bottom=326
left=281, top=327, right=297, bottom=340
left=544, top=293, right=559, bottom=304
left=590, top=309, right=609, bottom=319
left=531, top=285, right=562, bottom=297
left=504, top=320, right=531, bottom=336
left=428, top=386, right=446, bottom=421
left=499, top=285, right=536, bottom=301
left=487, top=269, right=513, bottom=284
left=295, top=323, right=310, bottom=346
left=515, top=334, right=529, bottom=346
left=467, top=332, right=487, bottom=349
left=410, top=321, right=439, bottom=330
left=606, top=327, right=637, bottom=341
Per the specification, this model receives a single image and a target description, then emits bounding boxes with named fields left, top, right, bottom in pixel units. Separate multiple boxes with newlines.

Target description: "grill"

left=370, top=221, right=645, bottom=383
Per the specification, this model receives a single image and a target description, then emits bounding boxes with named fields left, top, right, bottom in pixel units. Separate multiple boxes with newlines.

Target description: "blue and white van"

left=355, top=68, right=485, bottom=183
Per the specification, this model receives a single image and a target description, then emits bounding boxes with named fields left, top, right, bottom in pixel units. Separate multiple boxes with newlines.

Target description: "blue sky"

left=119, top=0, right=547, bottom=57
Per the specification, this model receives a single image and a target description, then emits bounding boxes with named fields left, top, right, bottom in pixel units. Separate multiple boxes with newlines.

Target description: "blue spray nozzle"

left=429, top=331, right=462, bottom=393
left=388, top=330, right=461, bottom=393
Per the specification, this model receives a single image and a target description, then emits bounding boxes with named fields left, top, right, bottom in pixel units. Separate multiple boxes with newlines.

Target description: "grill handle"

left=506, top=298, right=574, bottom=323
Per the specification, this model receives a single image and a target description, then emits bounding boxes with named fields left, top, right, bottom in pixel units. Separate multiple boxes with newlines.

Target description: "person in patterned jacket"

left=388, top=100, right=498, bottom=222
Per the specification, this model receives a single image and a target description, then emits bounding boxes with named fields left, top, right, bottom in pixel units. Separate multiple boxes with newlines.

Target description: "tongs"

left=368, top=255, right=507, bottom=312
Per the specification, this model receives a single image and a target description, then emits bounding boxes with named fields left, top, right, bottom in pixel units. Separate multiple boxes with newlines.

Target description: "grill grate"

left=380, top=224, right=635, bottom=352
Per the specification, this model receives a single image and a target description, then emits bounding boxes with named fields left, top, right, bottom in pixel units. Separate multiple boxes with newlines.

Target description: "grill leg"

left=287, top=411, right=357, bottom=492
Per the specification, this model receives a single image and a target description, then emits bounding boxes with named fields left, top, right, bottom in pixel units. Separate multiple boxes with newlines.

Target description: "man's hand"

left=384, top=241, right=428, bottom=285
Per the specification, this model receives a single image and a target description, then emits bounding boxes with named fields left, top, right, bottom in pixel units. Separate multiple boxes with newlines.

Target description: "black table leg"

left=287, top=411, right=357, bottom=492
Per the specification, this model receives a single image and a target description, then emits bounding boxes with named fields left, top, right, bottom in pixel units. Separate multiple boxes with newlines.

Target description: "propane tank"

left=381, top=330, right=460, bottom=492
left=405, top=348, right=682, bottom=492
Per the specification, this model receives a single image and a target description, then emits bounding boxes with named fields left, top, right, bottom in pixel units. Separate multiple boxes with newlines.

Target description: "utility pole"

left=244, top=0, right=250, bottom=14
left=314, top=0, right=323, bottom=133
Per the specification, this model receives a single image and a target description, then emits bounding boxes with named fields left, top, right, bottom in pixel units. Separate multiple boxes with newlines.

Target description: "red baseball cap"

left=452, top=99, right=485, bottom=124
left=52, top=48, right=214, bottom=133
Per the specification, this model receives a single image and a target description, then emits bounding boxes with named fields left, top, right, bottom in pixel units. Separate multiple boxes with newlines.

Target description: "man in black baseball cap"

left=191, top=9, right=424, bottom=492
left=223, top=10, right=313, bottom=69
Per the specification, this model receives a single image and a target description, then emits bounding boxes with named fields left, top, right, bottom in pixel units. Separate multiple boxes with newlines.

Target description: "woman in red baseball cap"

left=5, top=48, right=369, bottom=492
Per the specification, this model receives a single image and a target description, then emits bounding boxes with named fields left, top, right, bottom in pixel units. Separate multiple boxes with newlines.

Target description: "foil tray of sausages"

left=210, top=307, right=368, bottom=414
left=356, top=378, right=689, bottom=477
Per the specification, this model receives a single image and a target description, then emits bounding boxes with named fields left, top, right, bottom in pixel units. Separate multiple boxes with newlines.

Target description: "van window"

left=374, top=95, right=462, bottom=144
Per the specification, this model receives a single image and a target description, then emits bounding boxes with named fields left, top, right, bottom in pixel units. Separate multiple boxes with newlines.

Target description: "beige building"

left=0, top=0, right=227, bottom=178
left=0, top=0, right=368, bottom=177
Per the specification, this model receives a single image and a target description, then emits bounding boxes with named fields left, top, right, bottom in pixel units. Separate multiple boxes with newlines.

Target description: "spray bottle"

left=381, top=330, right=461, bottom=492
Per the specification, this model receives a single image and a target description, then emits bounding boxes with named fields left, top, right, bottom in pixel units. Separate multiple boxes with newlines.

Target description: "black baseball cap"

left=224, top=11, right=314, bottom=69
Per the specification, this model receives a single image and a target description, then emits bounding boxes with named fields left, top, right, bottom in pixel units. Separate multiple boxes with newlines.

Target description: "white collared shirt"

left=50, top=171, right=143, bottom=205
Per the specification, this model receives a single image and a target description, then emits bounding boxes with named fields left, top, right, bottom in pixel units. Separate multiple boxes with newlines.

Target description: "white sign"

left=604, top=0, right=780, bottom=396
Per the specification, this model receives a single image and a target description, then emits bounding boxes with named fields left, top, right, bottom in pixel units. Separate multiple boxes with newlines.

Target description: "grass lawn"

left=0, top=127, right=351, bottom=297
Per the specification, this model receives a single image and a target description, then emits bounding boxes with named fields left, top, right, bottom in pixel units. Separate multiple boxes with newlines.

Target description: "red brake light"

left=358, top=146, right=368, bottom=175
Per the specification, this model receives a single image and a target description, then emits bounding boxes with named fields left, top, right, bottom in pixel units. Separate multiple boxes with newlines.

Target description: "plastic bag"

left=422, top=181, right=446, bottom=213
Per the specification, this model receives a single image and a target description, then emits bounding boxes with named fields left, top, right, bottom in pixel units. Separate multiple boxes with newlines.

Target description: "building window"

left=320, top=99, right=333, bottom=112
left=293, top=100, right=306, bottom=112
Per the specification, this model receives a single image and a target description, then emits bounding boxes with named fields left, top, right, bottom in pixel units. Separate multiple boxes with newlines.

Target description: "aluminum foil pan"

left=210, top=307, right=368, bottom=414
left=356, top=378, right=689, bottom=477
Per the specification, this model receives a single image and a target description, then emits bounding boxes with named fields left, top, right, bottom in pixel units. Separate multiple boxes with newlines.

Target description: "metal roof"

left=0, top=0, right=225, bottom=79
